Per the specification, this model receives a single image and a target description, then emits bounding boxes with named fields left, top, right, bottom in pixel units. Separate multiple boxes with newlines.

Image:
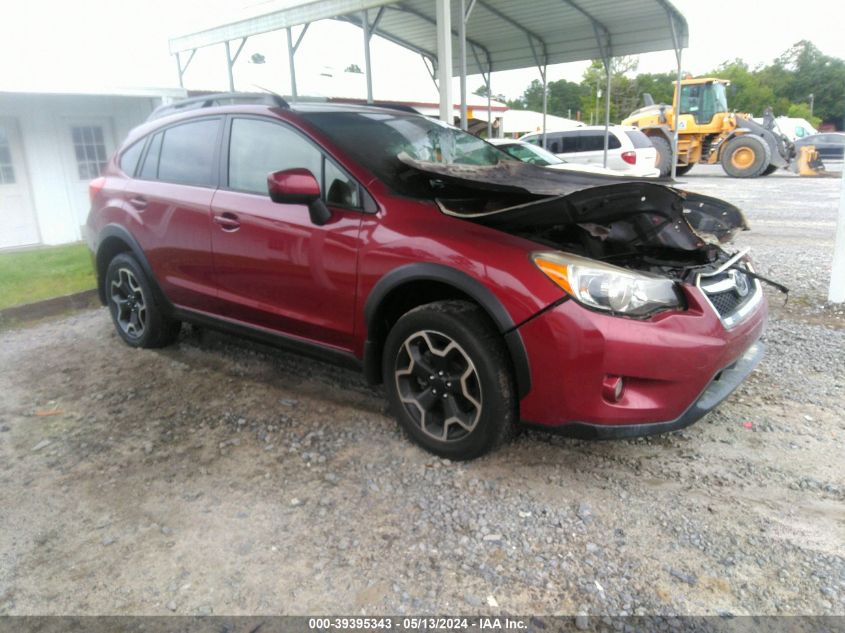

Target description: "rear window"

left=625, top=130, right=654, bottom=149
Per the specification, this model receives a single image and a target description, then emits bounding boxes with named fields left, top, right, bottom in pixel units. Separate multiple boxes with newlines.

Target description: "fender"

left=362, top=263, right=531, bottom=399
left=94, top=224, right=173, bottom=313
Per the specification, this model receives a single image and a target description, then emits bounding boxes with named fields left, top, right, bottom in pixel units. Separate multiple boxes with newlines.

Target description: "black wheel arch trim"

left=362, top=263, right=532, bottom=399
left=95, top=224, right=173, bottom=313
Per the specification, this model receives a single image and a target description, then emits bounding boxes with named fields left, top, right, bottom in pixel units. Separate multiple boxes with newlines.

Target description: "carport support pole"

left=602, top=56, right=611, bottom=168
left=286, top=27, right=298, bottom=101
left=436, top=0, right=453, bottom=123
left=541, top=65, right=547, bottom=149
left=458, top=0, right=468, bottom=130
left=487, top=76, right=492, bottom=138
left=225, top=41, right=235, bottom=92
left=362, top=10, right=373, bottom=104
left=670, top=17, right=683, bottom=180
left=829, top=165, right=845, bottom=302
left=175, top=52, right=184, bottom=88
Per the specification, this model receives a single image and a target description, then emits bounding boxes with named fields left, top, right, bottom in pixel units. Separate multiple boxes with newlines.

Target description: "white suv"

left=521, top=125, right=657, bottom=173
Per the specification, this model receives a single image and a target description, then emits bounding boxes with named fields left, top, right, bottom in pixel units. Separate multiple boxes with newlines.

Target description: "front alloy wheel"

left=382, top=300, right=516, bottom=460
left=394, top=330, right=482, bottom=443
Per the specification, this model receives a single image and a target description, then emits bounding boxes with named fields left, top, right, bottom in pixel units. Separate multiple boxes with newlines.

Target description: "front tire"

left=105, top=253, right=180, bottom=348
left=720, top=135, right=772, bottom=178
left=382, top=300, right=516, bottom=460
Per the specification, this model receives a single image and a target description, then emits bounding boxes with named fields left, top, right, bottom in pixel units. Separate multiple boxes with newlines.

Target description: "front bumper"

left=517, top=282, right=768, bottom=433
left=529, top=340, right=764, bottom=439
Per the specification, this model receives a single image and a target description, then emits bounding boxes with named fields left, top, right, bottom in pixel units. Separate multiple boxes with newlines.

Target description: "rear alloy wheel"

left=106, top=253, right=180, bottom=348
left=720, top=135, right=772, bottom=178
left=383, top=300, right=516, bottom=460
left=650, top=136, right=672, bottom=177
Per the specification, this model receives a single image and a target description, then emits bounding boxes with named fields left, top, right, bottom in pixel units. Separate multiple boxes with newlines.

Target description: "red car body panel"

left=518, top=285, right=767, bottom=426
left=86, top=103, right=769, bottom=437
left=209, top=189, right=362, bottom=350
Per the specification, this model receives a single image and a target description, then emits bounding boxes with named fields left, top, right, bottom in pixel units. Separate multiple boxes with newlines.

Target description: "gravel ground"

left=0, top=166, right=843, bottom=617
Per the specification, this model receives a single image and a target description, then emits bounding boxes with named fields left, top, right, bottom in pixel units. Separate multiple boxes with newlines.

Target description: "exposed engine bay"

left=398, top=154, right=753, bottom=284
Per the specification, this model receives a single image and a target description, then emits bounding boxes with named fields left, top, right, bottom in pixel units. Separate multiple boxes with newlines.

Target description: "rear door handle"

left=128, top=196, right=148, bottom=210
left=213, top=212, right=241, bottom=232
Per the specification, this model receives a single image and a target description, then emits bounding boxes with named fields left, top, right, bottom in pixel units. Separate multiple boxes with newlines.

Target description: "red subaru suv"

left=86, top=93, right=768, bottom=460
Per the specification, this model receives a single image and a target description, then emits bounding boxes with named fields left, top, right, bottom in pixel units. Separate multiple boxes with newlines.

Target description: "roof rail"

left=146, top=92, right=290, bottom=121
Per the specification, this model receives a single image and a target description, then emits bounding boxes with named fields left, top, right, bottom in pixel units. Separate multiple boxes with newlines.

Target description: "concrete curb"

left=0, top=289, right=100, bottom=325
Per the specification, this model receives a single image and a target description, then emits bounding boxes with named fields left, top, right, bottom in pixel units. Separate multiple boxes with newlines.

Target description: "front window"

left=300, top=111, right=509, bottom=196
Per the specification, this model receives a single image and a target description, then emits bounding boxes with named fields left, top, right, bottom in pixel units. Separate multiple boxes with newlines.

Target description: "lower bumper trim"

left=525, top=339, right=766, bottom=440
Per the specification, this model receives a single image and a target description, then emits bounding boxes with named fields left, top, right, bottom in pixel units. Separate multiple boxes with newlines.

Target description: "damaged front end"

left=400, top=154, right=775, bottom=323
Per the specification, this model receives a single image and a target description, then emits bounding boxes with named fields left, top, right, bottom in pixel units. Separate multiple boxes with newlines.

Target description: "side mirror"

left=267, top=168, right=331, bottom=226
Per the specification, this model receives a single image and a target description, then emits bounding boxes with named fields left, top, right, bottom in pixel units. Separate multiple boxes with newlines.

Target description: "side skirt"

left=172, top=307, right=362, bottom=371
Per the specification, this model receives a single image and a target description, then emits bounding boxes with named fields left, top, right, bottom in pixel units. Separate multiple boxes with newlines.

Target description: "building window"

left=72, top=125, right=108, bottom=179
left=0, top=126, right=15, bottom=184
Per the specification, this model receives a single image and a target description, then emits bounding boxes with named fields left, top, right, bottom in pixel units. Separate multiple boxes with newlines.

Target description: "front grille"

left=707, top=287, right=744, bottom=317
left=698, top=265, right=759, bottom=326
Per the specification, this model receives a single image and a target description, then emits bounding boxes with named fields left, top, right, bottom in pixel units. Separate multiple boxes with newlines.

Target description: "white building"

left=0, top=87, right=185, bottom=250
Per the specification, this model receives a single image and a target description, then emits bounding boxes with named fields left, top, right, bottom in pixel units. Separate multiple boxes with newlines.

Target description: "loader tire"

left=721, top=135, right=771, bottom=178
left=760, top=164, right=779, bottom=176
left=674, top=164, right=694, bottom=177
left=650, top=136, right=672, bottom=177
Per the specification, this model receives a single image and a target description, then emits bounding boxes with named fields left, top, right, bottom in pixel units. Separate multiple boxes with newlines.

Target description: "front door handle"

left=213, top=212, right=241, bottom=232
left=128, top=196, right=148, bottom=210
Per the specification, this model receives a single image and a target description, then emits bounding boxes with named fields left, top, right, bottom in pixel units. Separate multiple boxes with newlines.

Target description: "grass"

left=0, top=243, right=96, bottom=310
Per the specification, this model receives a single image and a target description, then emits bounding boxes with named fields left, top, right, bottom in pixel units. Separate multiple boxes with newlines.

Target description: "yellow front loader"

left=622, top=77, right=824, bottom=178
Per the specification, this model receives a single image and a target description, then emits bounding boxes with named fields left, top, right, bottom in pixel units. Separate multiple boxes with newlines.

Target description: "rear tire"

left=105, top=253, right=180, bottom=349
left=650, top=136, right=672, bottom=177
left=382, top=300, right=516, bottom=460
left=720, top=135, right=772, bottom=178
left=674, top=163, right=694, bottom=177
left=760, top=164, right=779, bottom=176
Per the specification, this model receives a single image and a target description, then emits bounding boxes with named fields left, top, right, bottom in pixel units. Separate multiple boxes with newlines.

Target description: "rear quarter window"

left=119, top=139, right=145, bottom=177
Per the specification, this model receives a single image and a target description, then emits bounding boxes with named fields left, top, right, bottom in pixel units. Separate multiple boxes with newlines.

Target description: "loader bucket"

left=796, top=145, right=827, bottom=177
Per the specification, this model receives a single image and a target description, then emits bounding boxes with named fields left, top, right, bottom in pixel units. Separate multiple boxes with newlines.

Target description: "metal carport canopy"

left=169, top=0, right=687, bottom=172
left=170, top=0, right=687, bottom=75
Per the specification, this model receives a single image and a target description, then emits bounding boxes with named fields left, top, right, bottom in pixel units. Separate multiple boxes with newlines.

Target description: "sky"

left=1, top=0, right=845, bottom=103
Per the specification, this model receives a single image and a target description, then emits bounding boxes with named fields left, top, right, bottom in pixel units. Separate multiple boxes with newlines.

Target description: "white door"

left=63, top=117, right=116, bottom=239
left=0, top=118, right=39, bottom=249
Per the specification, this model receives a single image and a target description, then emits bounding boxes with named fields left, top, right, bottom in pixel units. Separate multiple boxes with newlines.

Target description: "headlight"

left=532, top=251, right=683, bottom=317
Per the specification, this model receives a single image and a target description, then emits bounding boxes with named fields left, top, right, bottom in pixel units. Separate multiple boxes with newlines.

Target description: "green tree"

left=580, top=57, right=641, bottom=123
left=631, top=72, right=676, bottom=107
left=473, top=84, right=507, bottom=102
left=508, top=78, right=589, bottom=119
left=344, top=64, right=362, bottom=74
left=786, top=103, right=822, bottom=129
left=775, top=40, right=845, bottom=127
left=709, top=59, right=779, bottom=116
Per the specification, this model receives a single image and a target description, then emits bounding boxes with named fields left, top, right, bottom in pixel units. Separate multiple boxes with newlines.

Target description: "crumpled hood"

left=398, top=154, right=749, bottom=251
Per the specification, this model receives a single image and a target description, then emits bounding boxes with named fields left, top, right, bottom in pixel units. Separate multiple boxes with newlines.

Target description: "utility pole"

left=809, top=93, right=814, bottom=118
